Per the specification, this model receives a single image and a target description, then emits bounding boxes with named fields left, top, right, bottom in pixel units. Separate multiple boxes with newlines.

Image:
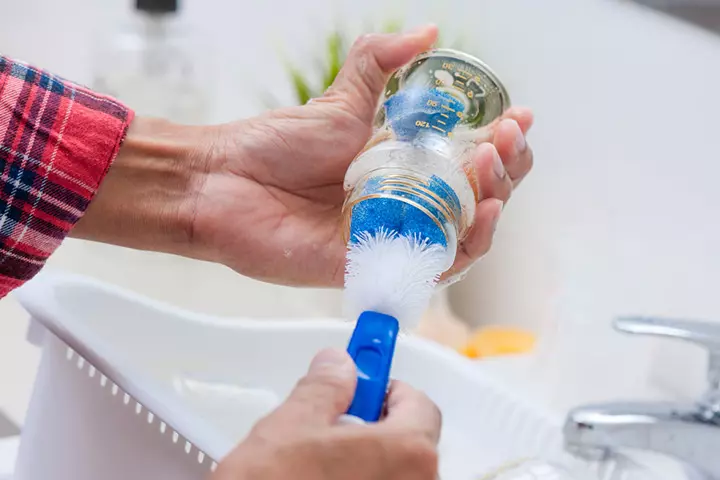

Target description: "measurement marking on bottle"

left=432, top=125, right=446, bottom=133
left=441, top=104, right=456, bottom=113
left=441, top=113, right=449, bottom=118
left=438, top=120, right=446, bottom=125
left=455, top=72, right=469, bottom=80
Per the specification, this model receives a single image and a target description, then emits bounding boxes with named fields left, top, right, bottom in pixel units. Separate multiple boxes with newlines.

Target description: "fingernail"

left=492, top=146, right=506, bottom=179
left=510, top=119, right=527, bottom=153
left=308, top=348, right=355, bottom=376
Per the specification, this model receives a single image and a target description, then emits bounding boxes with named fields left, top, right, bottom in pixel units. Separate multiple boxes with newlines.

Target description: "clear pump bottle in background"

left=85, top=0, right=212, bottom=295
left=92, top=0, right=209, bottom=124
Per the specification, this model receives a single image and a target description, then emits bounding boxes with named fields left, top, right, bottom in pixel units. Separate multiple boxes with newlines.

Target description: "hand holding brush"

left=212, top=349, right=441, bottom=480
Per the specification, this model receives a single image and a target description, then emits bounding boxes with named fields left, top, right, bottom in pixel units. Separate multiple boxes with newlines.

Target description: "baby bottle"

left=342, top=48, right=510, bottom=274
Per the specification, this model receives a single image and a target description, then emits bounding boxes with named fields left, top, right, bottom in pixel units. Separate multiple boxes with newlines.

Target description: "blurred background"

left=1, top=0, right=720, bottom=435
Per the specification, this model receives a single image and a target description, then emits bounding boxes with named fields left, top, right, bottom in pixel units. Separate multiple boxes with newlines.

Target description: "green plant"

left=284, top=21, right=462, bottom=106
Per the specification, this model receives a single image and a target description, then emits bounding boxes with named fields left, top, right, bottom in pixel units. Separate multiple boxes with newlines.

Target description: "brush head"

left=344, top=228, right=452, bottom=329
left=344, top=170, right=460, bottom=329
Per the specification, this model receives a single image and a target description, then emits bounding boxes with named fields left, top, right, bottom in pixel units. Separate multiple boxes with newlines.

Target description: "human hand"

left=74, top=25, right=534, bottom=288
left=210, top=348, right=442, bottom=480
left=194, top=25, right=534, bottom=286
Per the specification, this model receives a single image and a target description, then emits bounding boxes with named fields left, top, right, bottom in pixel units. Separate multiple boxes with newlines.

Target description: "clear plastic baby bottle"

left=342, top=49, right=510, bottom=273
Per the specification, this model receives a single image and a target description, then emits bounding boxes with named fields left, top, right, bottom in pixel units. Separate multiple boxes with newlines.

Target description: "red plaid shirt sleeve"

left=0, top=56, right=134, bottom=298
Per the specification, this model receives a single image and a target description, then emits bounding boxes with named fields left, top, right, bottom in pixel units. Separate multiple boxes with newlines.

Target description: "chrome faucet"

left=563, top=316, right=720, bottom=478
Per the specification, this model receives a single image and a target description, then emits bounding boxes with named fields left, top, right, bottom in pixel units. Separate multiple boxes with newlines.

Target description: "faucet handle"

left=615, top=316, right=720, bottom=390
left=615, top=316, right=720, bottom=350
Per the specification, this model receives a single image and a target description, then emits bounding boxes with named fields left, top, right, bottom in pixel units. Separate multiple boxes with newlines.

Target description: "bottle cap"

left=376, top=48, right=510, bottom=130
left=136, top=0, right=178, bottom=13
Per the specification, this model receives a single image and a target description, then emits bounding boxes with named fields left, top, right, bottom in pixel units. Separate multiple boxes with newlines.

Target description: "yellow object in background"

left=459, top=326, right=536, bottom=359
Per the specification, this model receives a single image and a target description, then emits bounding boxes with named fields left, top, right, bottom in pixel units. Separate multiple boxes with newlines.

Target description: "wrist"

left=71, top=117, right=213, bottom=256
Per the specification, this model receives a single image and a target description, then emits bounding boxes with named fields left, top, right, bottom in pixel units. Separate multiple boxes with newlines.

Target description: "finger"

left=274, top=348, right=357, bottom=425
left=458, top=198, right=503, bottom=266
left=473, top=142, right=513, bottom=204
left=493, top=118, right=533, bottom=187
left=323, top=25, right=439, bottom=125
left=383, top=380, right=442, bottom=444
left=512, top=143, right=534, bottom=188
left=472, top=106, right=534, bottom=145
left=502, top=106, right=534, bottom=134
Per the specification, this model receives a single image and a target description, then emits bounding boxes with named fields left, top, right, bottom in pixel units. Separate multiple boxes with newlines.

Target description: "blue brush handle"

left=346, top=311, right=400, bottom=422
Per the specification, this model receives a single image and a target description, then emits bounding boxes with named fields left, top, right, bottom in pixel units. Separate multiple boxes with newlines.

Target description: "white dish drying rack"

left=10, top=271, right=659, bottom=480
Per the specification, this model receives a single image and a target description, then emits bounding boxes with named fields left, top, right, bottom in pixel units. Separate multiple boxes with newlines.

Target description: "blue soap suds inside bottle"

left=349, top=175, right=462, bottom=249
left=384, top=88, right=465, bottom=141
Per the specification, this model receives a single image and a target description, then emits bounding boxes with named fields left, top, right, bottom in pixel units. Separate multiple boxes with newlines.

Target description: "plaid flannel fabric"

left=0, top=56, right=134, bottom=298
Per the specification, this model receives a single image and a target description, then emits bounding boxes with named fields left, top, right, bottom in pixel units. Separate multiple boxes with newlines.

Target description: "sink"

left=624, top=452, right=708, bottom=480
left=10, top=271, right=701, bottom=480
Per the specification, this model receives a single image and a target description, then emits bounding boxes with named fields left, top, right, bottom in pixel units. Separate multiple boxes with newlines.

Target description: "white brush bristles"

left=343, top=228, right=450, bottom=329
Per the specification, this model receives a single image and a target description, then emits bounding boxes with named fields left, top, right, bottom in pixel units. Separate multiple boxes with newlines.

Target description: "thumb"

left=325, top=25, right=439, bottom=125
left=278, top=348, right=357, bottom=425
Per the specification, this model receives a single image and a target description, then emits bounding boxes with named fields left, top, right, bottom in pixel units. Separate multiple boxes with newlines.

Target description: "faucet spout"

left=564, top=401, right=720, bottom=478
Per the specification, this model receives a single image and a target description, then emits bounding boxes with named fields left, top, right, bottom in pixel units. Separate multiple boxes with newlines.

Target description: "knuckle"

left=343, top=35, right=384, bottom=108
left=294, top=373, right=352, bottom=410
left=298, top=369, right=348, bottom=393
left=247, top=416, right=279, bottom=444
left=329, top=108, right=363, bottom=134
left=351, top=34, right=375, bottom=54
left=416, top=389, right=437, bottom=412
left=524, top=146, right=534, bottom=172
left=430, top=400, right=443, bottom=429
left=403, top=437, right=439, bottom=478
left=416, top=392, right=443, bottom=441
left=500, top=180, right=514, bottom=203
